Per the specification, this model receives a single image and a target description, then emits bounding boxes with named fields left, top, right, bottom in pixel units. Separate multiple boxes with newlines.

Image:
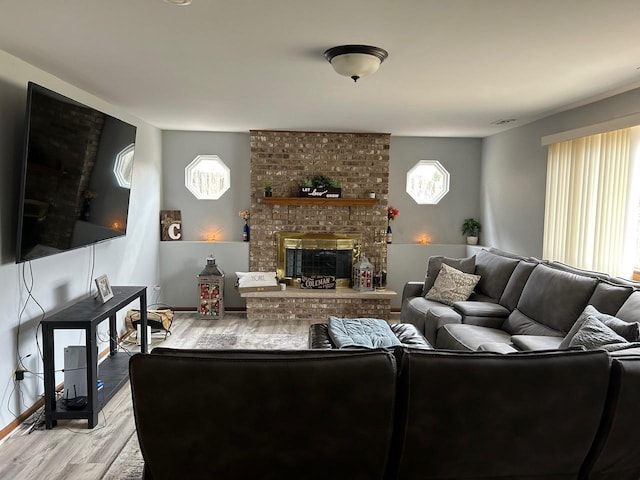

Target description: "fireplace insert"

left=276, top=232, right=362, bottom=288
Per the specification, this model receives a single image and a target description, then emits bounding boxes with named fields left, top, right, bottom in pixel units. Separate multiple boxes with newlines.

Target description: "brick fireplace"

left=246, top=130, right=393, bottom=320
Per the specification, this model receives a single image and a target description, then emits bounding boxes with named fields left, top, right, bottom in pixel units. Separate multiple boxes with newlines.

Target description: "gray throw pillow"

left=425, top=263, right=481, bottom=306
left=422, top=255, right=476, bottom=296
left=560, top=305, right=640, bottom=349
left=588, top=306, right=640, bottom=342
left=568, top=316, right=629, bottom=351
left=559, top=307, right=590, bottom=349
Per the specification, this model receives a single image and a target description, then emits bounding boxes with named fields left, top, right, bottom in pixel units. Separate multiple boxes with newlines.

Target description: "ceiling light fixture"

left=324, top=45, right=388, bottom=82
left=164, top=0, right=192, bottom=5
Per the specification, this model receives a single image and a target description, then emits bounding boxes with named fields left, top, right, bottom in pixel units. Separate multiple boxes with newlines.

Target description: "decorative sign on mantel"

left=299, top=187, right=342, bottom=198
left=301, top=275, right=337, bottom=289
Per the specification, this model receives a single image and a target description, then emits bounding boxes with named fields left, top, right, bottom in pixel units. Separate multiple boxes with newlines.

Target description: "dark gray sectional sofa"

left=400, top=247, right=640, bottom=354
left=130, top=346, right=640, bottom=479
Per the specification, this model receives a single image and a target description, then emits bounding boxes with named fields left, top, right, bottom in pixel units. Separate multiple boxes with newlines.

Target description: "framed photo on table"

left=95, top=274, right=114, bottom=303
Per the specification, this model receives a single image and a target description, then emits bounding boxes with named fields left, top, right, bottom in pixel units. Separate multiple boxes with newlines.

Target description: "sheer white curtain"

left=543, top=128, right=632, bottom=277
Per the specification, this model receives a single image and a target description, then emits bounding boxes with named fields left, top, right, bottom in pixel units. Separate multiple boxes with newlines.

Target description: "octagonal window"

left=113, top=143, right=135, bottom=188
left=185, top=155, right=230, bottom=200
left=406, top=160, right=450, bottom=204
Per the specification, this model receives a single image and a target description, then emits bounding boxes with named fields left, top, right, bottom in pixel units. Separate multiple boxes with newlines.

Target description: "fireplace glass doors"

left=276, top=232, right=362, bottom=287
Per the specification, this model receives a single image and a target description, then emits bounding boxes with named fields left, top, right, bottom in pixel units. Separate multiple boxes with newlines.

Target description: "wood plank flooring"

left=0, top=312, right=329, bottom=480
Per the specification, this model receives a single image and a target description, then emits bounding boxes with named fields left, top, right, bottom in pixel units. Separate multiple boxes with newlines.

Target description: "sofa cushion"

left=390, top=348, right=611, bottom=480
left=503, top=264, right=598, bottom=335
left=617, top=290, right=640, bottom=323
left=498, top=260, right=539, bottom=311
left=453, top=301, right=511, bottom=328
left=453, top=301, right=511, bottom=318
left=132, top=349, right=398, bottom=480
left=477, top=342, right=519, bottom=353
left=547, top=261, right=611, bottom=280
left=486, top=247, right=530, bottom=260
left=436, top=323, right=512, bottom=351
left=511, top=335, right=564, bottom=351
left=422, top=255, right=476, bottom=295
left=588, top=280, right=634, bottom=315
left=503, top=308, right=566, bottom=337
left=425, top=264, right=480, bottom=306
left=473, top=249, right=521, bottom=301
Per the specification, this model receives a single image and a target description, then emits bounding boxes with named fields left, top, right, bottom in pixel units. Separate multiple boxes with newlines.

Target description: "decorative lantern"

left=352, top=254, right=374, bottom=292
left=197, top=255, right=225, bottom=319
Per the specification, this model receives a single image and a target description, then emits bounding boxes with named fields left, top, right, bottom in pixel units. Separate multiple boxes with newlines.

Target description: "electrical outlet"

left=15, top=369, right=25, bottom=381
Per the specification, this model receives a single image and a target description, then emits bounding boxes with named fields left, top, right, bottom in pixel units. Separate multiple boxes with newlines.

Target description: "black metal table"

left=42, top=286, right=147, bottom=429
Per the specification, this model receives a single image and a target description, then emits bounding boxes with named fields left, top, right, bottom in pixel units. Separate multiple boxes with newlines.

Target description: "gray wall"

left=482, top=87, right=640, bottom=257
left=162, top=131, right=251, bottom=241
left=159, top=131, right=252, bottom=309
left=0, top=50, right=162, bottom=431
left=390, top=136, right=483, bottom=244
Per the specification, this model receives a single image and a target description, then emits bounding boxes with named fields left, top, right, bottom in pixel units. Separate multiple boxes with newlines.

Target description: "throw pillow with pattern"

left=422, top=255, right=476, bottom=296
left=425, top=263, right=481, bottom=306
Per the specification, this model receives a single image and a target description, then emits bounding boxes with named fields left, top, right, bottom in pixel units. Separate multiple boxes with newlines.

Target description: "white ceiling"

left=1, top=0, right=640, bottom=137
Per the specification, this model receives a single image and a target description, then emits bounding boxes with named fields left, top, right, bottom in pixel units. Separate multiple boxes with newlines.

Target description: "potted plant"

left=461, top=218, right=481, bottom=245
left=263, top=182, right=272, bottom=197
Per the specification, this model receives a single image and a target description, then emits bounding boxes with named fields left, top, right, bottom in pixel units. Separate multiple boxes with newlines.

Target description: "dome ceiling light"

left=323, top=45, right=388, bottom=82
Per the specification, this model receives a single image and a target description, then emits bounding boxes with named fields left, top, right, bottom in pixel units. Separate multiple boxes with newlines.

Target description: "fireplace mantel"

left=262, top=197, right=377, bottom=207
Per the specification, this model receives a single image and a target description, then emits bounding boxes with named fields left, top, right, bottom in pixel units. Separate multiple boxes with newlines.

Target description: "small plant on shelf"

left=461, top=218, right=481, bottom=245
left=299, top=175, right=341, bottom=188
left=263, top=182, right=272, bottom=197
left=299, top=177, right=314, bottom=188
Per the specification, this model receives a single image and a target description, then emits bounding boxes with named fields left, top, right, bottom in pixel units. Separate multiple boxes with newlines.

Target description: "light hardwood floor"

left=0, top=312, right=325, bottom=480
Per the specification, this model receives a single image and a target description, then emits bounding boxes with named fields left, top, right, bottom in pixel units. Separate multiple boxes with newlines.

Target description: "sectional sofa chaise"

left=400, top=248, right=640, bottom=354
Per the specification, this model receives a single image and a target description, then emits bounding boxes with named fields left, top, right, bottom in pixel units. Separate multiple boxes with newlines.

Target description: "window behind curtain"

left=543, top=127, right=639, bottom=278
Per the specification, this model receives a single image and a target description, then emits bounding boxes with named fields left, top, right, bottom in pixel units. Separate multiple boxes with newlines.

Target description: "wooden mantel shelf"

left=262, top=197, right=377, bottom=206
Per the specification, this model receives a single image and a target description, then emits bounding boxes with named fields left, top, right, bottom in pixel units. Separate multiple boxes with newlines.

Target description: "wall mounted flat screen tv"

left=16, top=82, right=137, bottom=263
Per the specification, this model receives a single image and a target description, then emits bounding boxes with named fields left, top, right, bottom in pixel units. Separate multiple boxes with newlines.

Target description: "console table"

left=42, top=286, right=147, bottom=429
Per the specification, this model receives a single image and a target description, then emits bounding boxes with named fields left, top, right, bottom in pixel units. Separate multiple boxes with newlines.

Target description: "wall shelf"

left=262, top=197, right=377, bottom=206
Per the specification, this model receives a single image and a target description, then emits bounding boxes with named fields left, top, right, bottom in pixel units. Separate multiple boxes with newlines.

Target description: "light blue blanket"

left=328, top=316, right=402, bottom=348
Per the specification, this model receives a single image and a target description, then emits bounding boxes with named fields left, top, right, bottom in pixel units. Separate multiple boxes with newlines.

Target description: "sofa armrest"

left=308, top=323, right=334, bottom=349
left=402, top=281, right=425, bottom=302
left=426, top=306, right=462, bottom=346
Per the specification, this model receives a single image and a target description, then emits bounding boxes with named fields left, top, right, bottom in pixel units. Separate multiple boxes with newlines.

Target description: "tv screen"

left=16, top=82, right=137, bottom=263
